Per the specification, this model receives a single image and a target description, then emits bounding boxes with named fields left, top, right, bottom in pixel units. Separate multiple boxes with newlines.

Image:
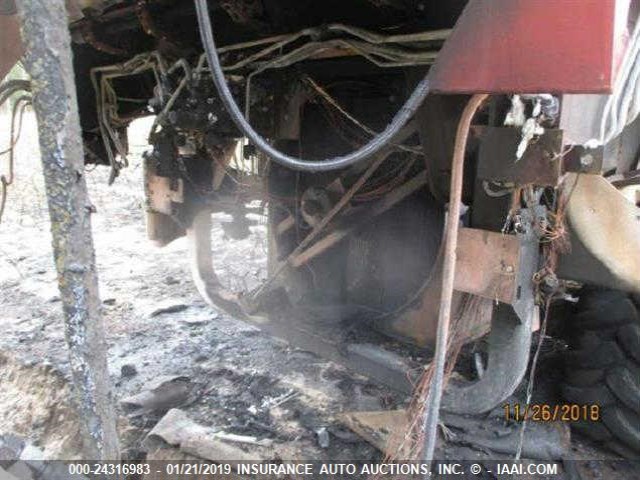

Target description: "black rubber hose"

left=194, top=0, right=432, bottom=172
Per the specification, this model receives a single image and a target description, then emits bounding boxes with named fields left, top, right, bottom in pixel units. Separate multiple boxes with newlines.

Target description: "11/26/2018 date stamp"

left=504, top=403, right=601, bottom=422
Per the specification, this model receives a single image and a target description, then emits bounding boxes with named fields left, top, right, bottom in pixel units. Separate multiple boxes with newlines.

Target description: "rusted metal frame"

left=422, top=93, right=488, bottom=463
left=275, top=215, right=295, bottom=236
left=16, top=0, right=120, bottom=460
left=382, top=225, right=532, bottom=347
left=454, top=228, right=520, bottom=304
left=510, top=206, right=544, bottom=321
left=417, top=123, right=544, bottom=431
left=81, top=21, right=129, bottom=56
left=251, top=123, right=417, bottom=301
left=135, top=0, right=183, bottom=49
left=476, top=126, right=606, bottom=180
left=251, top=151, right=391, bottom=298
left=291, top=170, right=428, bottom=267
left=476, top=127, right=564, bottom=186
left=561, top=145, right=604, bottom=175
left=68, top=1, right=181, bottom=39
left=219, top=0, right=265, bottom=27
left=136, top=0, right=164, bottom=40
left=77, top=4, right=139, bottom=24
left=443, top=209, right=540, bottom=414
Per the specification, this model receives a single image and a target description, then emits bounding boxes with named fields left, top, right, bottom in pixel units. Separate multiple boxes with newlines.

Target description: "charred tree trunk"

left=16, top=0, right=120, bottom=460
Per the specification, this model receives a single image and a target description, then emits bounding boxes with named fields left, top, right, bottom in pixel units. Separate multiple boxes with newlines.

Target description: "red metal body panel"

left=430, top=0, right=621, bottom=94
left=0, top=13, right=23, bottom=82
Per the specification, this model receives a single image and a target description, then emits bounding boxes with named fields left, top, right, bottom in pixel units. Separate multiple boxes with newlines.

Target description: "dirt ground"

left=0, top=114, right=395, bottom=462
left=0, top=111, right=638, bottom=478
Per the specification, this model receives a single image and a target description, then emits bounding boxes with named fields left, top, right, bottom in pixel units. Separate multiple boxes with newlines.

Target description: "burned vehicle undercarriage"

left=2, top=0, right=640, bottom=463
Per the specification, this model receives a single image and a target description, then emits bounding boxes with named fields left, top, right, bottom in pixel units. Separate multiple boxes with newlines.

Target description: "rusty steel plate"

left=454, top=228, right=520, bottom=304
left=477, top=127, right=564, bottom=186
left=384, top=228, right=520, bottom=346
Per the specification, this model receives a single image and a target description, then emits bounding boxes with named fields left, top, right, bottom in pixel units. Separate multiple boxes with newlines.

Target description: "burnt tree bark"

left=16, top=0, right=120, bottom=460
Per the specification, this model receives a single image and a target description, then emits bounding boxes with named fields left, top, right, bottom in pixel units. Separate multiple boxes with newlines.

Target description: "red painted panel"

left=0, top=13, right=23, bottom=82
left=430, top=0, right=619, bottom=94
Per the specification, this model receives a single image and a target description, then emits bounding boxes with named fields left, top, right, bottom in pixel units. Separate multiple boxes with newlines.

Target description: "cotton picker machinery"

left=2, top=0, right=640, bottom=460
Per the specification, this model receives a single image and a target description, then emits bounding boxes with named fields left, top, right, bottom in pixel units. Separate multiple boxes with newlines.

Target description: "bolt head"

left=580, top=154, right=595, bottom=168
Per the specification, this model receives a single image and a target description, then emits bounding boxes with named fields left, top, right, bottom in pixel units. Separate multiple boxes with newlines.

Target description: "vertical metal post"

left=16, top=0, right=120, bottom=460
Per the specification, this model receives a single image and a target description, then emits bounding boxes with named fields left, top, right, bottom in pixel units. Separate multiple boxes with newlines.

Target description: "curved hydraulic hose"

left=194, top=0, right=432, bottom=172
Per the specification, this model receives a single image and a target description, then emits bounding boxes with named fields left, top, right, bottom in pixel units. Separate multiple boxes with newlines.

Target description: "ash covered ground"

left=0, top=113, right=636, bottom=478
left=0, top=115, right=397, bottom=463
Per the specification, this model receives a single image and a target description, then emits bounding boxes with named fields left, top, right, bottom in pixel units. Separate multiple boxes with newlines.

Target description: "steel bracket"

left=477, top=127, right=563, bottom=186
left=442, top=207, right=541, bottom=414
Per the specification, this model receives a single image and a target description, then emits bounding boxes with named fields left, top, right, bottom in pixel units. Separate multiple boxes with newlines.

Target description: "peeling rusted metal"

left=135, top=0, right=182, bottom=49
left=384, top=228, right=525, bottom=347
left=251, top=124, right=419, bottom=303
left=81, top=20, right=128, bottom=56
left=477, top=127, right=564, bottom=186
left=219, top=0, right=264, bottom=25
left=136, top=0, right=162, bottom=39
left=290, top=170, right=428, bottom=268
left=562, top=146, right=605, bottom=175
left=455, top=228, right=520, bottom=304
left=16, top=0, right=120, bottom=460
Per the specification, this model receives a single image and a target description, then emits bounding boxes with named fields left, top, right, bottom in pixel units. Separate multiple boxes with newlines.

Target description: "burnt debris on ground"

left=0, top=116, right=636, bottom=478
